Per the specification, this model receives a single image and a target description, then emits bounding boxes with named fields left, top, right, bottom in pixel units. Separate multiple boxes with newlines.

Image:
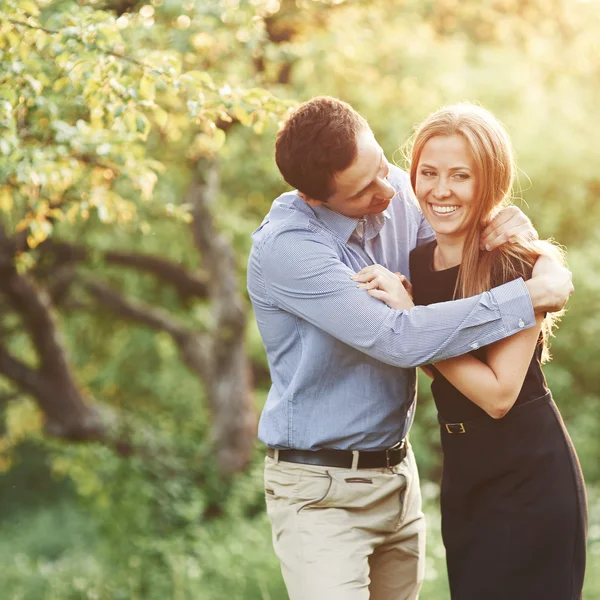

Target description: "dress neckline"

left=426, top=240, right=461, bottom=275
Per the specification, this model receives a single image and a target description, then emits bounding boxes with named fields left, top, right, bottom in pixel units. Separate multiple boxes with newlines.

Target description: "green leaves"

left=139, top=74, right=156, bottom=101
left=17, top=0, right=40, bottom=17
left=0, top=0, right=289, bottom=248
left=180, top=70, right=215, bottom=90
left=0, top=186, right=13, bottom=212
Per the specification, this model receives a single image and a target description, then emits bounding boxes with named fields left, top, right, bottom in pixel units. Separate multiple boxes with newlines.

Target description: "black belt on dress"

left=438, top=391, right=553, bottom=434
left=266, top=440, right=407, bottom=469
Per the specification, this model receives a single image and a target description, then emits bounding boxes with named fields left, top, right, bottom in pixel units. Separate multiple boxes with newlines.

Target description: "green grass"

left=0, top=483, right=597, bottom=599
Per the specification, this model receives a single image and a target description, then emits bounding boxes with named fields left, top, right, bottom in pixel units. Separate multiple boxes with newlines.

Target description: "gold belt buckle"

left=445, top=422, right=466, bottom=434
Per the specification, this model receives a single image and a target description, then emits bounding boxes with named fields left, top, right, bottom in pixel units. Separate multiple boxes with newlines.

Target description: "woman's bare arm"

left=354, top=264, right=545, bottom=418
left=433, top=315, right=544, bottom=418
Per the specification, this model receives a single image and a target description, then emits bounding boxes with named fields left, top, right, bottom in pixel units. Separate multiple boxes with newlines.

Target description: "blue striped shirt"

left=247, top=166, right=535, bottom=450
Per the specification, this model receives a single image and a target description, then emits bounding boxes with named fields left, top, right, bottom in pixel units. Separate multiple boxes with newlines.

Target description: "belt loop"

left=351, top=450, right=359, bottom=471
left=273, top=449, right=280, bottom=464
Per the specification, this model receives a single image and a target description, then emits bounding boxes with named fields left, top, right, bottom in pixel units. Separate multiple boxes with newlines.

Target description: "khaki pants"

left=264, top=444, right=425, bottom=600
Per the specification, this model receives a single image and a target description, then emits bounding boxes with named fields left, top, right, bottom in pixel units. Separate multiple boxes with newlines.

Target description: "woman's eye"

left=421, top=170, right=435, bottom=177
left=454, top=173, right=469, bottom=180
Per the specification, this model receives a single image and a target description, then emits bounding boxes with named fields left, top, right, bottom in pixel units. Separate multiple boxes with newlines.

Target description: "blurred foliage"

left=0, top=0, right=292, bottom=248
left=1, top=0, right=599, bottom=597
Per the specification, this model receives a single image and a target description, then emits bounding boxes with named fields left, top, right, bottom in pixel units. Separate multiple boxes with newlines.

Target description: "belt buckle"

left=445, top=422, right=466, bottom=434
left=385, top=439, right=404, bottom=467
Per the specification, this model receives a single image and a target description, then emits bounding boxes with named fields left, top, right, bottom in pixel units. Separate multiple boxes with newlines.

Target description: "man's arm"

left=258, top=228, right=536, bottom=369
left=417, top=202, right=571, bottom=314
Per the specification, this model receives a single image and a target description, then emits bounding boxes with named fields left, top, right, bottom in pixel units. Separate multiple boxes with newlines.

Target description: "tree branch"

left=81, top=276, right=190, bottom=339
left=0, top=342, right=45, bottom=398
left=187, top=161, right=256, bottom=473
left=0, top=223, right=103, bottom=439
left=80, top=275, right=212, bottom=381
left=189, top=163, right=245, bottom=333
left=6, top=18, right=166, bottom=75
left=39, top=240, right=209, bottom=300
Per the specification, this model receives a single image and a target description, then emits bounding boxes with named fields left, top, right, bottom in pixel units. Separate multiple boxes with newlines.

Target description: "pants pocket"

left=264, top=459, right=334, bottom=511
left=296, top=471, right=335, bottom=513
left=264, top=459, right=302, bottom=504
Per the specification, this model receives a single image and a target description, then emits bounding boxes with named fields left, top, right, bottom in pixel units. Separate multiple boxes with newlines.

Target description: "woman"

left=355, top=103, right=587, bottom=599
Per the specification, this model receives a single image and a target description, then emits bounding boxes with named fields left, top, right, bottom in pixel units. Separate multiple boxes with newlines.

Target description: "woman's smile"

left=415, top=134, right=477, bottom=241
left=428, top=203, right=461, bottom=216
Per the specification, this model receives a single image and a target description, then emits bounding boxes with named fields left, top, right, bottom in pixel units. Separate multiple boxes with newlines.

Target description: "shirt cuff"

left=490, top=277, right=536, bottom=335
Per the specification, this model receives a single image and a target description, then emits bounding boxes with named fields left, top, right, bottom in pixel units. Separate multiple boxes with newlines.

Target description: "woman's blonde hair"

left=409, top=102, right=564, bottom=362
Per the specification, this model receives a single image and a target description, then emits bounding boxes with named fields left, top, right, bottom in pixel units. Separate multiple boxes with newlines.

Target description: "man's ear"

left=298, top=192, right=323, bottom=207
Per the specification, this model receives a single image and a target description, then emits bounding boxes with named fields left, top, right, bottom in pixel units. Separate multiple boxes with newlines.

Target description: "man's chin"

left=369, top=199, right=391, bottom=213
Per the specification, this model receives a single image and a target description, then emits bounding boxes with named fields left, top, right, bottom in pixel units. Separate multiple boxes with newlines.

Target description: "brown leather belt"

left=266, top=440, right=407, bottom=469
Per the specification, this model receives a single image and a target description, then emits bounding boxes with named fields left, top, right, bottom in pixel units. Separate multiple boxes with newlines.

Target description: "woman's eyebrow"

left=419, top=164, right=472, bottom=171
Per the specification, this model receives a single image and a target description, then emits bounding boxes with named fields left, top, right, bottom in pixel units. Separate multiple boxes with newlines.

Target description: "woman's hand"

left=352, top=265, right=415, bottom=310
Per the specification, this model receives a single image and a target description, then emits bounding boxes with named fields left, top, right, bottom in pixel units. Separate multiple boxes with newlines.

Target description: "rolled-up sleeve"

left=259, top=228, right=536, bottom=369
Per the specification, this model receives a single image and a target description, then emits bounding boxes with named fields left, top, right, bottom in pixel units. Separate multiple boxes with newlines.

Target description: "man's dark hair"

left=275, top=96, right=370, bottom=201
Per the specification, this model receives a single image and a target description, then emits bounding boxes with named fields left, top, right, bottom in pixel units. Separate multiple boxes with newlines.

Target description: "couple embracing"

left=247, top=97, right=587, bottom=600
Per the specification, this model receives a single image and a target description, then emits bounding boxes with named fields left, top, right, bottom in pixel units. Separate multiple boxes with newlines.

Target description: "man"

left=247, top=97, right=573, bottom=600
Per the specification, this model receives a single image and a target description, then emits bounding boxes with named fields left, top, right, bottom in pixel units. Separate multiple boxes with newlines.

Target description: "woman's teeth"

left=431, top=204, right=459, bottom=215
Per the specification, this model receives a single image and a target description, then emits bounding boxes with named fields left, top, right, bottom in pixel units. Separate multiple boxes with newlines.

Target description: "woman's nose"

left=433, top=181, right=451, bottom=199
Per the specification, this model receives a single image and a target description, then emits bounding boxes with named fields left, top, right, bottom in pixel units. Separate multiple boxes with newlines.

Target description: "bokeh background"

left=0, top=0, right=599, bottom=598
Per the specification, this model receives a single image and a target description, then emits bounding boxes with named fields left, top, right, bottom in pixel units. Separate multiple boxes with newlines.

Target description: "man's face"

left=301, top=128, right=396, bottom=219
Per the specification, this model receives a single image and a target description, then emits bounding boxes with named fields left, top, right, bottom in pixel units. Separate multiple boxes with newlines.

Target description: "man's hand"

left=480, top=206, right=538, bottom=251
left=526, top=255, right=574, bottom=314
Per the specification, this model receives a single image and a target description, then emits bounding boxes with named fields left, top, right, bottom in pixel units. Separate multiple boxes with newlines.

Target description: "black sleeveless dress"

left=410, top=240, right=587, bottom=600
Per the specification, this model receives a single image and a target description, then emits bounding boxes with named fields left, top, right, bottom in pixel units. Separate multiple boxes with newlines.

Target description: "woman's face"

left=415, top=134, right=477, bottom=240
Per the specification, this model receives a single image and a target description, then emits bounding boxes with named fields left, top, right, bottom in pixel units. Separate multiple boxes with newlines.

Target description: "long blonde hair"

left=409, top=103, right=564, bottom=362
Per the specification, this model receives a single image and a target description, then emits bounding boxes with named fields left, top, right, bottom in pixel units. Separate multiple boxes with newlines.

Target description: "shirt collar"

left=312, top=205, right=390, bottom=243
left=364, top=210, right=390, bottom=241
